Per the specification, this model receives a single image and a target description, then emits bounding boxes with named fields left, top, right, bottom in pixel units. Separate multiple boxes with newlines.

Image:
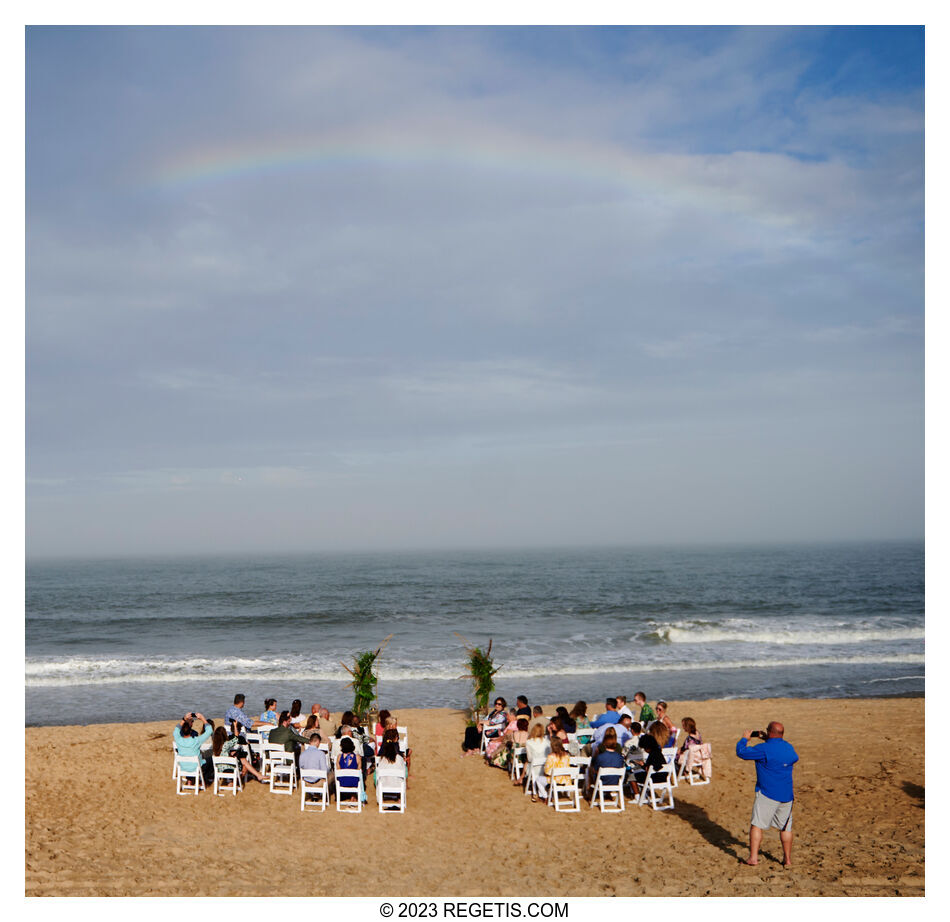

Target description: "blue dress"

left=338, top=751, right=359, bottom=786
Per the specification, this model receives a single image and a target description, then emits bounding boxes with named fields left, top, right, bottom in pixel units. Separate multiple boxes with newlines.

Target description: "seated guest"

left=571, top=701, right=593, bottom=748
left=633, top=691, right=655, bottom=725
left=630, top=722, right=670, bottom=796
left=309, top=703, right=329, bottom=727
left=336, top=736, right=365, bottom=804
left=477, top=697, right=508, bottom=739
left=546, top=715, right=569, bottom=744
left=174, top=712, right=214, bottom=780
left=299, top=732, right=331, bottom=782
left=621, top=721, right=646, bottom=762
left=593, top=714, right=633, bottom=754
left=268, top=711, right=311, bottom=752
left=541, top=736, right=573, bottom=803
left=654, top=700, right=676, bottom=739
left=375, top=734, right=407, bottom=781
left=302, top=713, right=320, bottom=735
left=224, top=694, right=268, bottom=734
left=555, top=706, right=576, bottom=735
left=515, top=695, right=531, bottom=718
left=590, top=698, right=621, bottom=728
left=260, top=698, right=279, bottom=725
left=288, top=699, right=308, bottom=727
left=486, top=709, right=520, bottom=762
left=529, top=705, right=548, bottom=732
left=489, top=716, right=529, bottom=772
left=211, top=724, right=264, bottom=783
left=375, top=709, right=392, bottom=738
left=590, top=726, right=626, bottom=797
left=676, top=716, right=703, bottom=762
left=524, top=722, right=551, bottom=803
left=616, top=695, right=634, bottom=720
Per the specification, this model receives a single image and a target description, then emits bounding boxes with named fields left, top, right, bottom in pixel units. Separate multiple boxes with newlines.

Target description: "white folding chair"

left=172, top=740, right=179, bottom=779
left=268, top=750, right=296, bottom=795
left=300, top=770, right=330, bottom=812
left=375, top=769, right=407, bottom=813
left=524, top=756, right=548, bottom=798
left=174, top=754, right=204, bottom=795
left=565, top=732, right=578, bottom=756
left=335, top=769, right=364, bottom=812
left=212, top=756, right=243, bottom=796
left=591, top=766, right=625, bottom=812
left=244, top=731, right=263, bottom=766
left=397, top=726, right=409, bottom=751
left=548, top=766, right=581, bottom=812
left=638, top=764, right=675, bottom=810
left=509, top=746, right=526, bottom=782
left=678, top=743, right=712, bottom=785
left=479, top=726, right=499, bottom=755
left=662, top=746, right=679, bottom=787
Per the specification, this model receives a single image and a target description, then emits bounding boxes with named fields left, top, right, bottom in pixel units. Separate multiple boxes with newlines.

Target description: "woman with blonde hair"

left=524, top=722, right=551, bottom=802
left=541, top=735, right=572, bottom=804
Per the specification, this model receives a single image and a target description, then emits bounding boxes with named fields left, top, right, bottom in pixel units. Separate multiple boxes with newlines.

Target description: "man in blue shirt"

left=224, top=694, right=267, bottom=734
left=736, top=721, right=799, bottom=868
left=590, top=698, right=621, bottom=729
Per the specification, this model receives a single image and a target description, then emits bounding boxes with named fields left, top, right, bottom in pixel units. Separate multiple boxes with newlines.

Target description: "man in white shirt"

left=616, top=695, right=635, bottom=720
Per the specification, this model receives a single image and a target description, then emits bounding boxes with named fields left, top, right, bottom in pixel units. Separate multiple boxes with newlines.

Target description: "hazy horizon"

left=26, top=26, right=924, bottom=558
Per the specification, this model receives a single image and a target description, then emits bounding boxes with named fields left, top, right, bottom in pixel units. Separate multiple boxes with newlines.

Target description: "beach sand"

left=25, top=697, right=923, bottom=897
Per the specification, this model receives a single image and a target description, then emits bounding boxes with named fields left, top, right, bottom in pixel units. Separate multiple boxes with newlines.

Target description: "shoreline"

left=23, top=691, right=926, bottom=729
left=26, top=696, right=925, bottom=897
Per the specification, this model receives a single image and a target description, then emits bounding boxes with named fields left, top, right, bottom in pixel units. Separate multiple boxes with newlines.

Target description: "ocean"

left=25, top=541, right=924, bottom=726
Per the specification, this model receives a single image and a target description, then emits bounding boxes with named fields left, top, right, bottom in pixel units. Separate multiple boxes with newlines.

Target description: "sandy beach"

left=25, top=697, right=924, bottom=897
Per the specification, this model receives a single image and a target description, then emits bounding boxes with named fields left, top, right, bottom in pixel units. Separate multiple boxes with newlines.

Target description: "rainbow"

left=143, top=125, right=757, bottom=212
left=140, top=126, right=798, bottom=229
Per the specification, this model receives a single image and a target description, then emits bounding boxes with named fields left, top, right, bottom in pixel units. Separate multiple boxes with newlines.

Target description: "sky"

left=25, top=24, right=925, bottom=557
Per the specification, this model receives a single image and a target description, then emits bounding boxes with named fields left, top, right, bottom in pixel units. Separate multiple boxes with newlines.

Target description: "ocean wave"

left=24, top=652, right=925, bottom=687
left=643, top=623, right=924, bottom=646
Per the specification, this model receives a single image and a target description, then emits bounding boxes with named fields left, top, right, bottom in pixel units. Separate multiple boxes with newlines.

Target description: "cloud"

left=25, top=26, right=924, bottom=554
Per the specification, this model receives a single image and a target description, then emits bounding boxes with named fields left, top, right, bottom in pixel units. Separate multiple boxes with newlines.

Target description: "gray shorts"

left=750, top=790, right=793, bottom=831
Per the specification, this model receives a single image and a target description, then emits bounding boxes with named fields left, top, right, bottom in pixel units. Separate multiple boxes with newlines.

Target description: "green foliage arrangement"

left=456, top=633, right=499, bottom=720
left=342, top=634, right=392, bottom=721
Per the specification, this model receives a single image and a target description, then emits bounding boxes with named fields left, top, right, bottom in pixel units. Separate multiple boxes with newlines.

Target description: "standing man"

left=736, top=721, right=799, bottom=868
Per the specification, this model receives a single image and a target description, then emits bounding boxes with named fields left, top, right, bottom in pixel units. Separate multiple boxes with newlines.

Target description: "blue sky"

left=25, top=25, right=924, bottom=556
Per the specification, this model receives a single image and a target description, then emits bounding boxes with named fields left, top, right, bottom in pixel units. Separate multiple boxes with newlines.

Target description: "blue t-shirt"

left=736, top=736, right=799, bottom=802
left=590, top=710, right=620, bottom=728
left=592, top=749, right=625, bottom=784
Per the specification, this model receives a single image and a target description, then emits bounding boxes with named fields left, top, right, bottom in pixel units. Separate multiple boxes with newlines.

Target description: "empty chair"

left=300, top=770, right=330, bottom=812
left=335, top=769, right=364, bottom=812
left=638, top=764, right=675, bottom=811
left=212, top=756, right=243, bottom=796
left=678, top=743, right=712, bottom=785
left=547, top=766, right=581, bottom=812
left=591, top=766, right=625, bottom=813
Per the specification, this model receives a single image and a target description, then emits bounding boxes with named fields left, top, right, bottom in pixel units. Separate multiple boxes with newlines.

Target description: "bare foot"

left=741, top=858, right=759, bottom=866
left=782, top=861, right=792, bottom=869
